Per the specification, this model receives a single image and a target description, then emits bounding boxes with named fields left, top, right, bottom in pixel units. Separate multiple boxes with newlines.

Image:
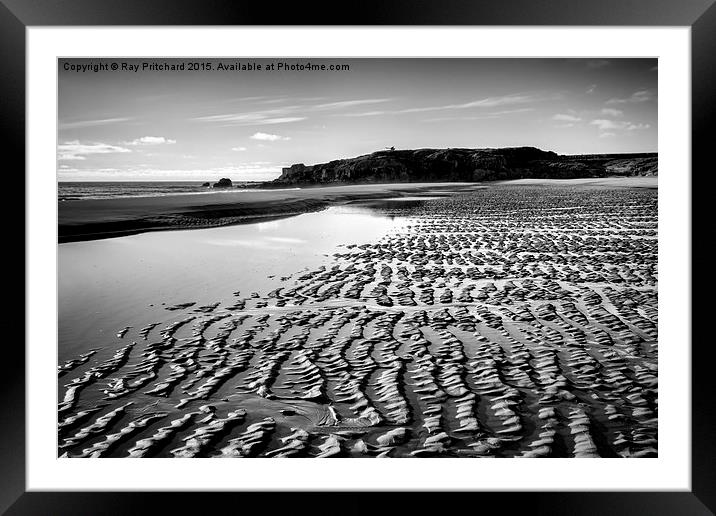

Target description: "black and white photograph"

left=56, top=57, right=658, bottom=459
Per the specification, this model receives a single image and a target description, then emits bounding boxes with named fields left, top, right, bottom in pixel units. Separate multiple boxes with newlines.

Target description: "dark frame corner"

left=6, top=0, right=714, bottom=514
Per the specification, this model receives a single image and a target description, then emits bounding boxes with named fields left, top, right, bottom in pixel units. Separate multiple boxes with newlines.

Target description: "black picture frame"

left=5, top=1, right=713, bottom=514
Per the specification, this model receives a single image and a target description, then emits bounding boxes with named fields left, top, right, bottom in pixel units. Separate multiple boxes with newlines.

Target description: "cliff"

left=270, top=147, right=657, bottom=185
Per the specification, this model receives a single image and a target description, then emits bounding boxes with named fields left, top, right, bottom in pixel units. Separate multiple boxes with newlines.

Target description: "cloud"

left=57, top=140, right=132, bottom=161
left=193, top=98, right=390, bottom=126
left=314, top=99, right=391, bottom=110
left=342, top=93, right=550, bottom=117
left=126, top=136, right=176, bottom=145
left=482, top=108, right=535, bottom=116
left=193, top=111, right=306, bottom=126
left=196, top=113, right=265, bottom=123
left=410, top=93, right=542, bottom=113
left=552, top=113, right=582, bottom=122
left=250, top=132, right=291, bottom=141
left=341, top=111, right=392, bottom=118
left=257, top=117, right=306, bottom=125
left=590, top=119, right=622, bottom=131
left=59, top=117, right=132, bottom=130
left=256, top=98, right=293, bottom=105
left=231, top=146, right=247, bottom=152
left=422, top=108, right=535, bottom=123
left=590, top=119, right=651, bottom=132
left=236, top=96, right=274, bottom=102
left=606, top=89, right=656, bottom=104
left=200, top=94, right=544, bottom=126
left=600, top=108, right=623, bottom=117
left=586, top=84, right=597, bottom=94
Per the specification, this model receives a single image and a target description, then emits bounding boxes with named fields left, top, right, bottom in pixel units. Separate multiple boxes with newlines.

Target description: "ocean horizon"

left=57, top=180, right=286, bottom=201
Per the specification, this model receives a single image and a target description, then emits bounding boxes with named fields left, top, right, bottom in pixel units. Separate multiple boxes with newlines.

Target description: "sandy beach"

left=58, top=178, right=658, bottom=458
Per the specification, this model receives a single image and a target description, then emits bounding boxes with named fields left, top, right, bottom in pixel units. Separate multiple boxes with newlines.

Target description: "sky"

left=58, top=58, right=657, bottom=182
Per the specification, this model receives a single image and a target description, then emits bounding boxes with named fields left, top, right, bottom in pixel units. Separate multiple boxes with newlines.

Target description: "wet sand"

left=498, top=177, right=657, bottom=188
left=58, top=182, right=480, bottom=242
left=58, top=178, right=658, bottom=458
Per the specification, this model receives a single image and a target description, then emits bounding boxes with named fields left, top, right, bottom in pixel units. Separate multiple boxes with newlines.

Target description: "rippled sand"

left=58, top=184, right=658, bottom=458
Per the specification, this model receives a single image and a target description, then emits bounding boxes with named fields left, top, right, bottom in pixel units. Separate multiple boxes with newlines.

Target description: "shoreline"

left=58, top=177, right=656, bottom=243
left=58, top=182, right=481, bottom=243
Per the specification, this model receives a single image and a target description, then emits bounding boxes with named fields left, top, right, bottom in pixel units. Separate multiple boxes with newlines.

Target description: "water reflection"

left=58, top=204, right=413, bottom=360
left=339, top=195, right=441, bottom=220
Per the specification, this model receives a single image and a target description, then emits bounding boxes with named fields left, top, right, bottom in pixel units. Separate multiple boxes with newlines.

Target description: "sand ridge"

left=58, top=183, right=658, bottom=458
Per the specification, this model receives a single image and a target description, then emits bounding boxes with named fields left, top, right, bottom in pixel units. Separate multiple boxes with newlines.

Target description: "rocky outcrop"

left=603, top=156, right=658, bottom=176
left=212, top=178, right=233, bottom=188
left=270, top=147, right=657, bottom=185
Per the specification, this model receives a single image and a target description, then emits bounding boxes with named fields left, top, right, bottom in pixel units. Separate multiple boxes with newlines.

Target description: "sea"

left=57, top=181, right=294, bottom=201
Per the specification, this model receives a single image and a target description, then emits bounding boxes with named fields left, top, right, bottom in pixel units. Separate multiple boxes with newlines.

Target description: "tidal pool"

left=58, top=205, right=413, bottom=361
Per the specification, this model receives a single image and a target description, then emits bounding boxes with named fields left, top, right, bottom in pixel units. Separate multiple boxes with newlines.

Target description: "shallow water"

left=379, top=196, right=445, bottom=201
left=58, top=205, right=411, bottom=361
left=58, top=181, right=304, bottom=201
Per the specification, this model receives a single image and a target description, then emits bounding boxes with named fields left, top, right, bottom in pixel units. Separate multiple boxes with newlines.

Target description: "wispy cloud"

left=314, top=99, right=391, bottom=110
left=57, top=140, right=132, bottom=161
left=59, top=117, right=132, bottom=130
left=592, top=119, right=617, bottom=130
left=255, top=97, right=293, bottom=105
left=250, top=132, right=291, bottom=141
left=552, top=113, right=582, bottom=122
left=451, top=94, right=544, bottom=109
left=231, top=146, right=247, bottom=152
left=125, top=136, right=176, bottom=145
left=256, top=117, right=307, bottom=125
left=195, top=113, right=261, bottom=123
left=194, top=98, right=390, bottom=128
left=422, top=108, right=535, bottom=123
left=407, top=93, right=543, bottom=113
left=206, top=93, right=547, bottom=124
left=341, top=93, right=551, bottom=117
left=600, top=108, right=623, bottom=117
left=590, top=119, right=650, bottom=132
left=341, top=110, right=394, bottom=118
left=193, top=110, right=307, bottom=126
left=236, top=96, right=275, bottom=102
left=606, top=89, right=656, bottom=104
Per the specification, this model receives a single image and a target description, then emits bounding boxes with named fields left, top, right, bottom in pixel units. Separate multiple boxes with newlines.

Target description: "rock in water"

left=212, top=178, right=233, bottom=188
